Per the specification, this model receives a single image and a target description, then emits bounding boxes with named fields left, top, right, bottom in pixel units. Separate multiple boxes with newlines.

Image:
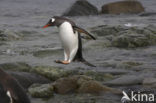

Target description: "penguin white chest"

left=58, top=22, right=78, bottom=51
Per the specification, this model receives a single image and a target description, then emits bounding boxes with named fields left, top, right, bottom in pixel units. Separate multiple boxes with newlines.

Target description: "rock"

left=101, top=1, right=144, bottom=14
left=0, top=29, right=21, bottom=41
left=31, top=66, right=79, bottom=81
left=84, top=70, right=114, bottom=81
left=7, top=71, right=50, bottom=89
left=139, top=12, right=156, bottom=16
left=28, top=83, right=54, bottom=98
left=104, top=73, right=155, bottom=86
left=33, top=48, right=62, bottom=58
left=0, top=62, right=31, bottom=72
left=53, top=75, right=121, bottom=94
left=143, top=78, right=156, bottom=88
left=90, top=25, right=156, bottom=48
left=78, top=80, right=117, bottom=94
left=63, top=0, right=98, bottom=16
left=53, top=77, right=78, bottom=94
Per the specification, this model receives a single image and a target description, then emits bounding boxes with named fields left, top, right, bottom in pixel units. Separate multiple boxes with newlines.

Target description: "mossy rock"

left=33, top=49, right=62, bottom=58
left=84, top=71, right=114, bottom=82
left=31, top=66, right=79, bottom=81
left=28, top=83, right=54, bottom=98
left=0, top=62, right=31, bottom=72
left=90, top=25, right=156, bottom=48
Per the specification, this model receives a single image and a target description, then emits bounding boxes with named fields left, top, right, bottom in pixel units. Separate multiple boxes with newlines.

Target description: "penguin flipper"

left=73, top=26, right=96, bottom=40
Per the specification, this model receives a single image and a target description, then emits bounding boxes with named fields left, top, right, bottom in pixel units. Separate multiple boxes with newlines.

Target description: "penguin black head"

left=43, top=16, right=75, bottom=28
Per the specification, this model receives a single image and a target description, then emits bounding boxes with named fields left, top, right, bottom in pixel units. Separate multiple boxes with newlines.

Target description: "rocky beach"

left=0, top=0, right=156, bottom=103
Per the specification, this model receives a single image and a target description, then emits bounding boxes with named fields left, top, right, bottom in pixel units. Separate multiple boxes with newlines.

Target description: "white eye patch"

left=51, top=18, right=55, bottom=22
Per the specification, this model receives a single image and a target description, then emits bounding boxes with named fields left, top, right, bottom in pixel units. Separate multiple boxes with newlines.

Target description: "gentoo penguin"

left=0, top=68, right=31, bottom=103
left=43, top=16, right=96, bottom=67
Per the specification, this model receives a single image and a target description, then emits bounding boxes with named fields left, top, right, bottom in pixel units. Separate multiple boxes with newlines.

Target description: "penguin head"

left=43, top=16, right=75, bottom=28
left=43, top=16, right=64, bottom=28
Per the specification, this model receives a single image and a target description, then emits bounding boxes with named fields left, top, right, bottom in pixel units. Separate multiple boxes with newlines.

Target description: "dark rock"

left=101, top=1, right=144, bottom=14
left=139, top=12, right=156, bottom=16
left=63, top=0, right=98, bottom=16
left=7, top=71, right=50, bottom=89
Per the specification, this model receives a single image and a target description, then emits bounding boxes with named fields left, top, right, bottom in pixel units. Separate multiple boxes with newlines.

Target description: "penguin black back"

left=0, top=68, right=31, bottom=103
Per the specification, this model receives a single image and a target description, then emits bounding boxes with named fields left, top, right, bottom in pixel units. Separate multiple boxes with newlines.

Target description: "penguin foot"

left=55, top=60, right=70, bottom=64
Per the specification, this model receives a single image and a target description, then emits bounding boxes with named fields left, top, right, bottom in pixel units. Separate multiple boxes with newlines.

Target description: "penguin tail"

left=73, top=32, right=96, bottom=67
left=79, top=58, right=96, bottom=67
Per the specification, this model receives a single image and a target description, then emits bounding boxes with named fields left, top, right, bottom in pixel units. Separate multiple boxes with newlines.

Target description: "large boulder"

left=53, top=75, right=121, bottom=94
left=101, top=1, right=144, bottom=14
left=90, top=25, right=156, bottom=48
left=63, top=0, right=98, bottom=16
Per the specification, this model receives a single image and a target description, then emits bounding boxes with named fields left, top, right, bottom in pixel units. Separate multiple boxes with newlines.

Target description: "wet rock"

left=47, top=94, right=116, bottom=103
left=139, top=12, right=156, bottom=16
left=112, top=33, right=150, bottom=48
left=33, top=49, right=62, bottom=58
left=28, top=83, right=54, bottom=98
left=143, top=78, right=156, bottom=88
left=84, top=71, right=114, bottom=81
left=53, top=75, right=121, bottom=94
left=78, top=80, right=119, bottom=94
left=0, top=62, right=31, bottom=72
left=90, top=25, right=125, bottom=37
left=117, top=61, right=143, bottom=69
left=63, top=0, right=98, bottom=16
left=0, top=29, right=21, bottom=41
left=101, top=1, right=144, bottom=14
left=7, top=71, right=50, bottom=89
left=53, top=77, right=78, bottom=94
left=31, top=66, right=79, bottom=81
left=104, top=73, right=155, bottom=86
left=90, top=25, right=156, bottom=48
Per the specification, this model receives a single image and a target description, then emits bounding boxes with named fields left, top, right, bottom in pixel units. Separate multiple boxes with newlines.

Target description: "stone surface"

left=8, top=71, right=50, bottom=89
left=104, top=73, right=155, bottom=86
left=143, top=78, right=156, bottom=88
left=53, top=75, right=121, bottom=94
left=63, top=0, right=98, bottom=16
left=90, top=25, right=156, bottom=48
left=28, top=83, right=54, bottom=98
left=101, top=1, right=144, bottom=14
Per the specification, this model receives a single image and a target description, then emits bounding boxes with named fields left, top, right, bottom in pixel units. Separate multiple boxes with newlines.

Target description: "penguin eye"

left=51, top=18, right=55, bottom=23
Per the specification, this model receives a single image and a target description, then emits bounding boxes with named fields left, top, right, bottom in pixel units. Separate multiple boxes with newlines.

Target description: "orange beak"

left=42, top=24, right=50, bottom=28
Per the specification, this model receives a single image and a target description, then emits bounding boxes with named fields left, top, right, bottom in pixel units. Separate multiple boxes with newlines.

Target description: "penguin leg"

left=64, top=50, right=68, bottom=61
left=68, top=46, right=78, bottom=63
left=55, top=50, right=70, bottom=64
